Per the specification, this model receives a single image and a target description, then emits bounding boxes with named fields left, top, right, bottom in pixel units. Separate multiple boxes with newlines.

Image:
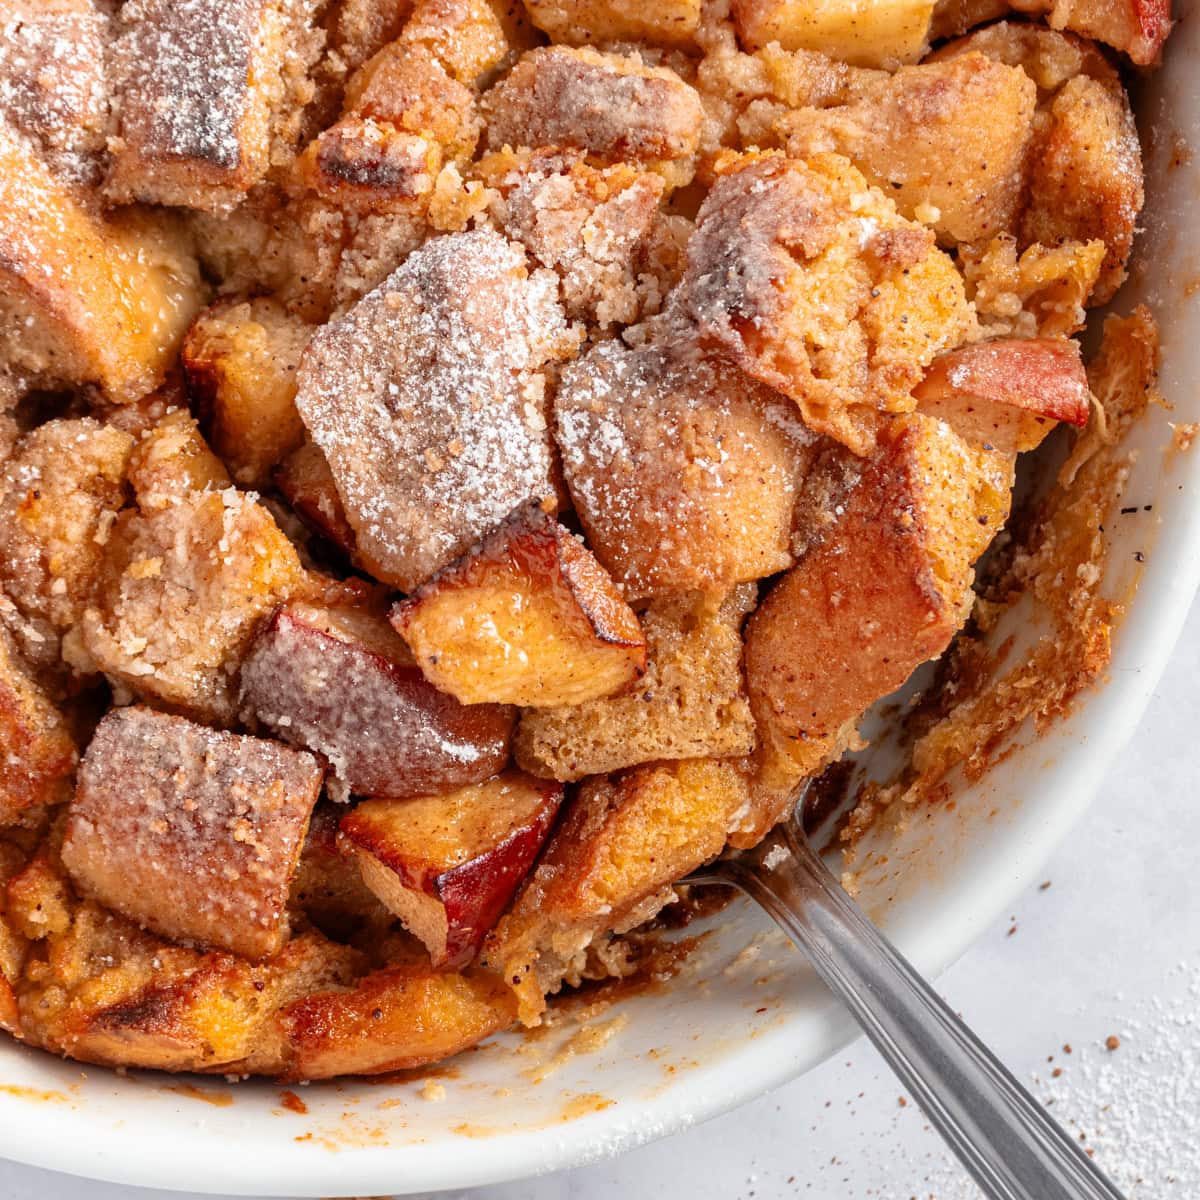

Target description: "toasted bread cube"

left=486, top=758, right=746, bottom=1023
left=522, top=0, right=701, bottom=45
left=125, top=409, right=231, bottom=510
left=82, top=491, right=306, bottom=725
left=15, top=883, right=361, bottom=1072
left=0, top=0, right=111, bottom=184
left=555, top=338, right=818, bottom=597
left=333, top=0, right=415, bottom=71
left=105, top=0, right=325, bottom=212
left=340, top=772, right=563, bottom=966
left=402, top=0, right=529, bottom=85
left=61, top=707, right=324, bottom=960
left=0, top=635, right=77, bottom=826
left=778, top=54, right=1036, bottom=246
left=241, top=601, right=514, bottom=798
left=393, top=503, right=647, bottom=707
left=274, top=441, right=359, bottom=556
left=0, top=127, right=204, bottom=404
left=737, top=412, right=1011, bottom=842
left=732, top=0, right=935, bottom=66
left=482, top=149, right=666, bottom=328
left=914, top=338, right=1090, bottom=455
left=680, top=152, right=975, bottom=455
left=182, top=300, right=313, bottom=487
left=297, top=118, right=442, bottom=211
left=516, top=586, right=757, bottom=781
left=279, top=962, right=516, bottom=1079
left=0, top=418, right=134, bottom=639
left=1015, top=0, right=1169, bottom=65
left=294, top=229, right=576, bottom=591
left=482, top=47, right=704, bottom=175
left=1020, top=75, right=1142, bottom=307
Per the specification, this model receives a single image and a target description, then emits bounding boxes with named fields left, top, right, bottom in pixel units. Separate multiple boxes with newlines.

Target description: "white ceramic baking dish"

left=0, top=11, right=1197, bottom=1195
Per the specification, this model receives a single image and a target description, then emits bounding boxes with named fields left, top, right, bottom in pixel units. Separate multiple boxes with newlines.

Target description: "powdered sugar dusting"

left=295, top=228, right=579, bottom=592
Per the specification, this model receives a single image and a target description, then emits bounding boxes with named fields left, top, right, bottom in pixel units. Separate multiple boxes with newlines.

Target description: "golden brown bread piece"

left=482, top=46, right=705, bottom=183
left=60, top=706, right=324, bottom=960
left=554, top=335, right=818, bottom=597
left=294, top=229, right=577, bottom=592
left=105, top=0, right=325, bottom=212
left=777, top=53, right=1037, bottom=246
left=0, top=126, right=204, bottom=404
left=481, top=148, right=668, bottom=328
left=515, top=586, right=757, bottom=781
left=679, top=151, right=975, bottom=455
left=182, top=300, right=313, bottom=488
left=735, top=412, right=1012, bottom=843
left=485, top=758, right=747, bottom=1023
left=0, top=418, right=134, bottom=645
left=0, top=635, right=77, bottom=827
left=277, top=961, right=516, bottom=1080
left=240, top=600, right=514, bottom=798
left=82, top=491, right=307, bottom=725
left=0, top=0, right=112, bottom=186
left=933, top=22, right=1143, bottom=305
left=393, top=502, right=647, bottom=707
left=522, top=0, right=701, bottom=45
left=339, top=772, right=563, bottom=966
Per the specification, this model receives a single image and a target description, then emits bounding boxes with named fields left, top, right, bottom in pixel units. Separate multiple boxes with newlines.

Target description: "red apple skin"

left=432, top=789, right=563, bottom=967
left=340, top=776, right=564, bottom=968
left=917, top=338, right=1090, bottom=426
left=240, top=604, right=515, bottom=799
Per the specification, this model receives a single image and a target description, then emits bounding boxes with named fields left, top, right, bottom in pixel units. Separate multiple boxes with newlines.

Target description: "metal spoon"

left=689, top=811, right=1127, bottom=1200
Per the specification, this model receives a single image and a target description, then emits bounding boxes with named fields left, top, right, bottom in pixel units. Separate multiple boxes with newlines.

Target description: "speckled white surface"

left=4, top=593, right=1197, bottom=1200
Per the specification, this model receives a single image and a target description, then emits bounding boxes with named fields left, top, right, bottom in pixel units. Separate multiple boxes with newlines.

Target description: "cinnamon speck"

left=1105, top=1035, right=1121, bottom=1052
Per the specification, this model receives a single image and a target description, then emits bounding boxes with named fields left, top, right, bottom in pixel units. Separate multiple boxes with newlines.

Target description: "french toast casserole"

left=0, top=0, right=1171, bottom=1078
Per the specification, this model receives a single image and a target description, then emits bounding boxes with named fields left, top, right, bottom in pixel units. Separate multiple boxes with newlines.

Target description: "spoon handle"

left=716, top=822, right=1126, bottom=1200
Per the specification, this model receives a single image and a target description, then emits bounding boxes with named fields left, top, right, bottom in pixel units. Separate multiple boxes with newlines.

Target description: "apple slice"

left=392, top=502, right=646, bottom=707
left=914, top=338, right=1090, bottom=455
left=273, top=441, right=359, bottom=558
left=339, top=773, right=563, bottom=968
left=240, top=601, right=514, bottom=799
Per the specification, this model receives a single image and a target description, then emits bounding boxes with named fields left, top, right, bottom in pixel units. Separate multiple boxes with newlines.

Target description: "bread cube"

left=393, top=503, right=647, bottom=707
left=293, top=229, right=576, bottom=591
left=61, top=707, right=324, bottom=960
left=125, top=410, right=231, bottom=510
left=732, top=0, right=935, bottom=66
left=482, top=47, right=704, bottom=175
left=241, top=601, right=514, bottom=798
left=340, top=772, right=563, bottom=966
left=402, top=0, right=529, bottom=86
left=680, top=152, right=975, bottom=455
left=485, top=758, right=746, bottom=1023
left=0, top=418, right=134, bottom=639
left=297, top=118, right=442, bottom=211
left=0, top=127, right=204, bottom=404
left=274, top=441, right=359, bottom=557
left=182, top=300, right=314, bottom=487
left=332, top=0, right=415, bottom=71
left=0, top=634, right=77, bottom=826
left=1020, top=75, right=1142, bottom=307
left=279, top=962, right=516, bottom=1078
left=105, top=0, right=325, bottom=212
left=516, top=586, right=757, bottom=781
left=914, top=338, right=1090, bottom=455
left=738, top=412, right=1012, bottom=841
left=522, top=0, right=702, bottom=46
left=555, top=337, right=818, bottom=597
left=1013, top=0, right=1169, bottom=65
left=82, top=491, right=306, bottom=725
left=778, top=54, right=1036, bottom=246
left=0, top=0, right=111, bottom=185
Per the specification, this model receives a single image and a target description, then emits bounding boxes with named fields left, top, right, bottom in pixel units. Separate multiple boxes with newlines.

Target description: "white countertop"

left=5, top=595, right=1199, bottom=1200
